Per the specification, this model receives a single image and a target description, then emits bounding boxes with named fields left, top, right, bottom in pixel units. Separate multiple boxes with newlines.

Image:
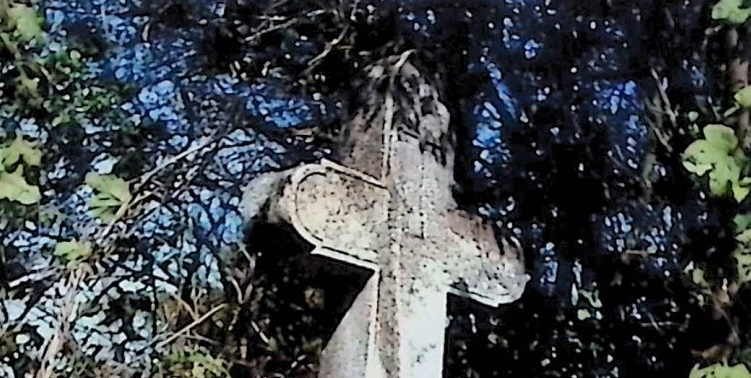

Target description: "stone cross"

left=242, top=61, right=528, bottom=378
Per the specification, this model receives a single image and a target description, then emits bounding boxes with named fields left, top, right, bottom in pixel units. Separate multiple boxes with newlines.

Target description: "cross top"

left=244, top=60, right=528, bottom=378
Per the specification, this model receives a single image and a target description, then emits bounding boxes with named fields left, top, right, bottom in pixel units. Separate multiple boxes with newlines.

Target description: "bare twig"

left=303, top=0, right=360, bottom=73
left=243, top=18, right=298, bottom=44
left=644, top=103, right=673, bottom=151
left=136, top=140, right=216, bottom=191
left=651, top=69, right=680, bottom=131
left=7, top=269, right=56, bottom=289
left=643, top=70, right=677, bottom=154
left=93, top=138, right=216, bottom=252
left=155, top=303, right=227, bottom=350
left=250, top=320, right=271, bottom=346
left=35, top=267, right=85, bottom=378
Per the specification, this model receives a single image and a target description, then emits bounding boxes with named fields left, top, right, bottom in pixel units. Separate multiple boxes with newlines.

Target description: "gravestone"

left=242, top=59, right=529, bottom=378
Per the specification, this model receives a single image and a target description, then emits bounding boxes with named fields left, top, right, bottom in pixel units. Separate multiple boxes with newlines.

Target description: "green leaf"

left=683, top=161, right=713, bottom=176
left=576, top=309, right=591, bottom=321
left=85, top=173, right=131, bottom=202
left=0, top=135, right=42, bottom=168
left=690, top=362, right=751, bottom=378
left=708, top=158, right=741, bottom=196
left=691, top=267, right=710, bottom=288
left=736, top=249, right=751, bottom=283
left=730, top=364, right=751, bottom=378
left=85, top=173, right=131, bottom=221
left=7, top=4, right=44, bottom=43
left=734, top=179, right=751, bottom=202
left=688, top=111, right=700, bottom=123
left=683, top=125, right=751, bottom=199
left=713, top=0, right=751, bottom=24
left=163, top=346, right=229, bottom=378
left=724, top=105, right=742, bottom=119
left=734, top=213, right=751, bottom=233
left=737, top=229, right=751, bottom=243
left=579, top=290, right=603, bottom=309
left=704, top=124, right=739, bottom=150
left=54, top=240, right=93, bottom=266
left=90, top=197, right=125, bottom=208
left=0, top=166, right=41, bottom=205
left=15, top=75, right=41, bottom=103
left=737, top=86, right=751, bottom=108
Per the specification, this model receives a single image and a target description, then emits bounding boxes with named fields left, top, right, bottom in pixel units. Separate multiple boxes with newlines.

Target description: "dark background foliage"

left=2, top=0, right=748, bottom=377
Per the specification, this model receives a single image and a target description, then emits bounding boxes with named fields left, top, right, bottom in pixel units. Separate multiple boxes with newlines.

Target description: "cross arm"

left=267, top=159, right=389, bottom=267
left=429, top=209, right=529, bottom=307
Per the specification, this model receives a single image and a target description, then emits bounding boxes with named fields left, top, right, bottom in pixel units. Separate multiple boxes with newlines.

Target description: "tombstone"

left=242, top=59, right=529, bottom=378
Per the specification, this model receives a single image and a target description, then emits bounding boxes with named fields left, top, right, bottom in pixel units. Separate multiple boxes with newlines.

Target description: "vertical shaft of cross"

left=318, top=274, right=379, bottom=378
left=375, top=260, right=449, bottom=378
left=369, top=128, right=454, bottom=378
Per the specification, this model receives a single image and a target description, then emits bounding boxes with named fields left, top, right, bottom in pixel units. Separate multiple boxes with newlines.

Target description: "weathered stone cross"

left=242, top=61, right=528, bottom=378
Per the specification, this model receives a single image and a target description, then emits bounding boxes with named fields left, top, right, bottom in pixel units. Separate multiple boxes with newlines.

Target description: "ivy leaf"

left=54, top=240, right=93, bottom=266
left=0, top=135, right=42, bottom=168
left=691, top=266, right=710, bottom=288
left=0, top=166, right=41, bottom=205
left=730, top=365, right=751, bottom=378
left=710, top=160, right=741, bottom=196
left=688, top=111, right=700, bottom=123
left=684, top=126, right=735, bottom=165
left=704, top=124, right=739, bottom=150
left=734, top=213, right=751, bottom=233
left=738, top=229, right=751, bottom=243
left=163, top=346, right=229, bottom=378
left=734, top=177, right=751, bottom=202
left=690, top=362, right=751, bottom=378
left=15, top=75, right=41, bottom=104
left=737, top=86, right=751, bottom=108
left=576, top=309, right=591, bottom=321
left=86, top=173, right=131, bottom=202
left=579, top=290, right=603, bottom=309
left=713, top=0, right=751, bottom=24
left=85, top=173, right=132, bottom=221
left=683, top=161, right=713, bottom=176
left=683, top=125, right=751, bottom=201
left=736, top=249, right=751, bottom=283
left=8, top=4, right=44, bottom=43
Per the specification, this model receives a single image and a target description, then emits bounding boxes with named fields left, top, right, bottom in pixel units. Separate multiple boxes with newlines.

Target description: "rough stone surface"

left=242, top=60, right=528, bottom=378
